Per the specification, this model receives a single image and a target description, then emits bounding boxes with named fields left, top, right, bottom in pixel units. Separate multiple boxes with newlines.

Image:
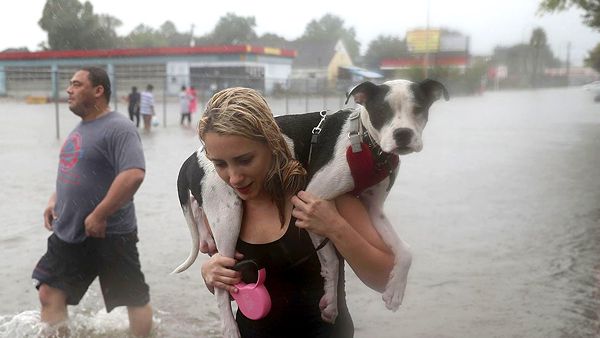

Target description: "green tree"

left=160, top=21, right=193, bottom=47
left=123, top=24, right=166, bottom=48
left=298, top=14, right=360, bottom=62
left=539, top=0, right=600, bottom=30
left=530, top=27, right=548, bottom=87
left=209, top=13, right=257, bottom=44
left=255, top=33, right=289, bottom=46
left=39, top=0, right=120, bottom=50
left=585, top=43, right=600, bottom=71
left=364, top=35, right=408, bottom=69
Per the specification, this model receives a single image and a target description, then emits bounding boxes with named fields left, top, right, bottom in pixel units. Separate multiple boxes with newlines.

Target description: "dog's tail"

left=172, top=152, right=203, bottom=274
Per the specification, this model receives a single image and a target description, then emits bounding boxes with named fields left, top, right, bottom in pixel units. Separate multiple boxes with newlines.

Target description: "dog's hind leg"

left=191, top=196, right=216, bottom=255
left=359, top=181, right=412, bottom=311
left=202, top=169, right=244, bottom=338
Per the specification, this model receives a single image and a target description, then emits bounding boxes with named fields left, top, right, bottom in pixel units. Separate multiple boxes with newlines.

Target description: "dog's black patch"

left=364, top=84, right=393, bottom=131
left=276, top=110, right=351, bottom=180
left=177, top=152, right=205, bottom=206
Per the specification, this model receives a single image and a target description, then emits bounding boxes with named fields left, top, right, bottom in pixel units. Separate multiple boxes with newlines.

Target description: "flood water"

left=1, top=87, right=599, bottom=337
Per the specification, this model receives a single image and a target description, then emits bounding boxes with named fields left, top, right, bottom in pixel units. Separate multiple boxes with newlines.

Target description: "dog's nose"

left=393, top=128, right=414, bottom=147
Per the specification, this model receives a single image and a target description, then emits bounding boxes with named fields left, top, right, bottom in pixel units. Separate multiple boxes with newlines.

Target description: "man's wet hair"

left=81, top=66, right=111, bottom=103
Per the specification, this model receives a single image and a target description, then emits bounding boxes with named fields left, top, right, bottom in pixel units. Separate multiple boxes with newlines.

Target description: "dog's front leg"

left=203, top=176, right=244, bottom=338
left=360, top=181, right=412, bottom=311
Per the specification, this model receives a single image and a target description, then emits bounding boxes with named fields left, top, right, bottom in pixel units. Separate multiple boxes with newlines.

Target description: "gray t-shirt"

left=53, top=111, right=145, bottom=243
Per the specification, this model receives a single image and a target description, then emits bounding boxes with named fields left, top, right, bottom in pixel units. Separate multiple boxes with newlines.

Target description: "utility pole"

left=423, top=0, right=431, bottom=78
left=190, top=24, right=195, bottom=47
left=566, top=41, right=571, bottom=86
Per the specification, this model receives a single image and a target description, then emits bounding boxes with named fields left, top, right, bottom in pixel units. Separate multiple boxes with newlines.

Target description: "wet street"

left=1, top=87, right=599, bottom=337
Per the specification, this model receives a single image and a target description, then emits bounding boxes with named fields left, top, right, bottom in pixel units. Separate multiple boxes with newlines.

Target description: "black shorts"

left=32, top=232, right=150, bottom=312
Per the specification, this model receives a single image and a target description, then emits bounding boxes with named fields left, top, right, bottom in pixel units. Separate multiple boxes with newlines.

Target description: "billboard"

left=406, top=29, right=441, bottom=53
left=440, top=34, right=469, bottom=52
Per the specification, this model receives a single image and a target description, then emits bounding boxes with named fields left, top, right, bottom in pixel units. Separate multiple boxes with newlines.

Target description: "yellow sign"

left=406, top=29, right=441, bottom=53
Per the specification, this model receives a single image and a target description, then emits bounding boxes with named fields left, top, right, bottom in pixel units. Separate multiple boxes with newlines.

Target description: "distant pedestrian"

left=187, top=85, right=198, bottom=117
left=179, top=85, right=192, bottom=126
left=140, top=84, right=155, bottom=132
left=32, top=67, right=153, bottom=337
left=127, top=86, right=140, bottom=127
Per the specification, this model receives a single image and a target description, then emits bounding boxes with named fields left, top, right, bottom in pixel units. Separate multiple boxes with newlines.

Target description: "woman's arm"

left=291, top=191, right=394, bottom=292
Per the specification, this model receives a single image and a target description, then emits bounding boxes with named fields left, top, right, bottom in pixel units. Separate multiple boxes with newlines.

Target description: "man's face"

left=66, top=70, right=98, bottom=117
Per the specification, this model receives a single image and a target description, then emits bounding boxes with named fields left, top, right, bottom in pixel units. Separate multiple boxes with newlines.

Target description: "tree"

left=38, top=0, right=120, bottom=50
left=123, top=24, right=166, bottom=48
left=530, top=27, right=548, bottom=87
left=160, top=21, right=193, bottom=47
left=539, top=0, right=600, bottom=30
left=363, top=35, right=408, bottom=69
left=491, top=28, right=561, bottom=87
left=298, top=14, right=360, bottom=62
left=585, top=43, right=600, bottom=72
left=255, top=33, right=289, bottom=47
left=209, top=13, right=257, bottom=44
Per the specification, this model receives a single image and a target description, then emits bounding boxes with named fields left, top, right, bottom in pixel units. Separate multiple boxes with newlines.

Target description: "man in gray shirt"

left=32, top=67, right=153, bottom=337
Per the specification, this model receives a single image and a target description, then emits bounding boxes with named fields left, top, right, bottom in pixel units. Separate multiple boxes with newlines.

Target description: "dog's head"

left=346, top=79, right=449, bottom=155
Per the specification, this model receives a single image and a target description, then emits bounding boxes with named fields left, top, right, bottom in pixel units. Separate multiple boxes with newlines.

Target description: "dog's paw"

left=319, top=294, right=338, bottom=323
left=382, top=279, right=406, bottom=311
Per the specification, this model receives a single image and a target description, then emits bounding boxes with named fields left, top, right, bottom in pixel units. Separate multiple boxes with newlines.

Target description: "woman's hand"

left=201, top=253, right=243, bottom=294
left=290, top=190, right=345, bottom=237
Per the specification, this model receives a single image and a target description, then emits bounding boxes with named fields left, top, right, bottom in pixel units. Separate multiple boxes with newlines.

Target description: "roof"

left=0, top=45, right=297, bottom=61
left=340, top=66, right=383, bottom=79
left=287, top=40, right=340, bottom=68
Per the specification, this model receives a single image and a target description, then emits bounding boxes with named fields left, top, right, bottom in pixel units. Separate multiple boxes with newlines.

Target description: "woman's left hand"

left=291, top=190, right=344, bottom=237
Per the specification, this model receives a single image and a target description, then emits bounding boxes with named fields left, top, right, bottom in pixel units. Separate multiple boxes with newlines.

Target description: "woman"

left=127, top=86, right=140, bottom=127
left=199, top=87, right=394, bottom=338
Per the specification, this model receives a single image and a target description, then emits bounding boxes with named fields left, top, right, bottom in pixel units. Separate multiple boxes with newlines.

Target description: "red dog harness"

left=345, top=112, right=399, bottom=195
left=308, top=111, right=399, bottom=197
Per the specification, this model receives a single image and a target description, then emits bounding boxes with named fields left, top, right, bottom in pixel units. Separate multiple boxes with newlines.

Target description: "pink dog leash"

left=230, top=260, right=272, bottom=320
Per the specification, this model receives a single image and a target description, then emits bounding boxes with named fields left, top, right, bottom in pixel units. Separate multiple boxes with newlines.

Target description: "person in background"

left=198, top=87, right=394, bottom=337
left=140, top=84, right=155, bottom=132
left=179, top=85, right=192, bottom=126
left=32, top=67, right=153, bottom=337
left=187, top=85, right=198, bottom=118
left=127, top=86, right=141, bottom=128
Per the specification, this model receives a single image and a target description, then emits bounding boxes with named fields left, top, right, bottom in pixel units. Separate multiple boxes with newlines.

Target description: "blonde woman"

left=199, top=87, right=393, bottom=337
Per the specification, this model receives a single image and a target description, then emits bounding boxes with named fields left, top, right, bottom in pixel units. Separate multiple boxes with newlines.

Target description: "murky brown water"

left=1, top=87, right=599, bottom=337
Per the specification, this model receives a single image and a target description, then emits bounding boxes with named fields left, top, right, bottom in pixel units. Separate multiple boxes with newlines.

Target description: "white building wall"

left=166, top=61, right=190, bottom=95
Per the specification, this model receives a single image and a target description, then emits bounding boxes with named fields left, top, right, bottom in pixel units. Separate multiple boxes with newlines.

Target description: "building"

left=380, top=29, right=470, bottom=75
left=287, top=39, right=354, bottom=92
left=0, top=45, right=296, bottom=99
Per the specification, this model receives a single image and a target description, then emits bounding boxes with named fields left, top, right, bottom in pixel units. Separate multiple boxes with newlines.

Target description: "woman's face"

left=204, top=132, right=273, bottom=201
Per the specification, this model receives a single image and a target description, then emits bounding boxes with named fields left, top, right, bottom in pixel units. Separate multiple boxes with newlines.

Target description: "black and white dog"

left=174, top=79, right=449, bottom=338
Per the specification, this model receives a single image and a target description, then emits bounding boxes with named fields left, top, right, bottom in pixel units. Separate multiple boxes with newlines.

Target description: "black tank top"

left=235, top=217, right=354, bottom=338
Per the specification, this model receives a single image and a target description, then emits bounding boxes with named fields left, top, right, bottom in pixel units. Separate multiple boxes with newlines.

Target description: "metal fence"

left=0, top=67, right=362, bottom=139
left=0, top=67, right=357, bottom=114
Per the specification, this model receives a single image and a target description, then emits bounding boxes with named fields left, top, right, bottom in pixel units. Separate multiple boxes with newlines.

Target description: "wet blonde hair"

left=198, top=87, right=307, bottom=226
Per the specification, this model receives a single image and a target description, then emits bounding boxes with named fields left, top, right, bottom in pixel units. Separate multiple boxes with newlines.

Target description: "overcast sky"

left=1, top=0, right=598, bottom=66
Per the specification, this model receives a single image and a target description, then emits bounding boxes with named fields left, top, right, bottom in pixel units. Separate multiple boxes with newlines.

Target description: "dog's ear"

left=419, top=79, right=449, bottom=103
left=345, top=81, right=379, bottom=105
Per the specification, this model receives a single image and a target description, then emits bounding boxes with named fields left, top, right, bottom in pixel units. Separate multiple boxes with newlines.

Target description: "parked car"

left=582, top=81, right=600, bottom=102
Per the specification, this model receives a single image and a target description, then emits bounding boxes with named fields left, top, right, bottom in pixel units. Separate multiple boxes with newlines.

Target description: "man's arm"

left=84, top=168, right=145, bottom=238
left=43, top=192, right=57, bottom=231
